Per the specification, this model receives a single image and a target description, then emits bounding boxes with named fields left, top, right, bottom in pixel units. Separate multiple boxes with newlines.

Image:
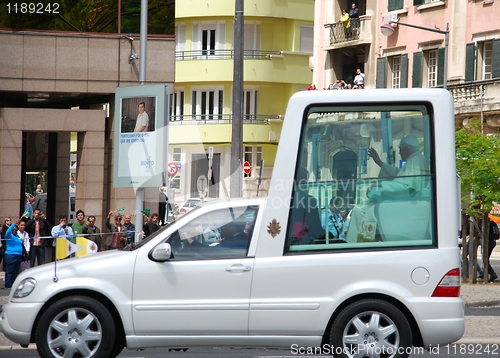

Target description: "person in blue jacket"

left=4, top=220, right=23, bottom=289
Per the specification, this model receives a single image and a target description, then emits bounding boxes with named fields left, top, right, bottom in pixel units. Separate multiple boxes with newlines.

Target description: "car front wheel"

left=35, top=295, right=116, bottom=358
left=329, top=298, right=412, bottom=358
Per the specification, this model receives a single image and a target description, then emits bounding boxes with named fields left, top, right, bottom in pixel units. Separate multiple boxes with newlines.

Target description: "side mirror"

left=149, top=243, right=172, bottom=262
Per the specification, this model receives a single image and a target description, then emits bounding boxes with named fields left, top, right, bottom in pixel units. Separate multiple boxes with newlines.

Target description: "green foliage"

left=456, top=119, right=500, bottom=217
left=0, top=0, right=174, bottom=34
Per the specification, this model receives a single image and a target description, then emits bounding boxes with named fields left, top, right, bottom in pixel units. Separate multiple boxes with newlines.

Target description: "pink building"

left=312, top=0, right=500, bottom=132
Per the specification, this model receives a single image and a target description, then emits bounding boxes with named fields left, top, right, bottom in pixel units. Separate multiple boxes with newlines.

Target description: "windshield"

left=183, top=199, right=201, bottom=208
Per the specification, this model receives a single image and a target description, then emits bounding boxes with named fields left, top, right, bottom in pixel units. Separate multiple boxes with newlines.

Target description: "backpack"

left=490, top=220, right=500, bottom=241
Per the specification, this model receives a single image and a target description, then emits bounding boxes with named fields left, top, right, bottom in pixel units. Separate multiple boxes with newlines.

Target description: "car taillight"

left=431, top=268, right=460, bottom=297
left=180, top=208, right=186, bottom=213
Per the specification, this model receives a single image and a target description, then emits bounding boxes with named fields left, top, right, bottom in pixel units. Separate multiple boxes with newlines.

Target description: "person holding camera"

left=51, top=215, right=74, bottom=247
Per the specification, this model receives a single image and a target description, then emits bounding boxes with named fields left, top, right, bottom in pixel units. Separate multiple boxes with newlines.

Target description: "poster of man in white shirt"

left=118, top=96, right=157, bottom=179
left=134, top=101, right=150, bottom=132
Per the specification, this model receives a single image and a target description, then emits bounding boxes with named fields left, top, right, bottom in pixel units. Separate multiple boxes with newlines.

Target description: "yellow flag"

left=75, top=236, right=99, bottom=257
left=56, top=237, right=83, bottom=260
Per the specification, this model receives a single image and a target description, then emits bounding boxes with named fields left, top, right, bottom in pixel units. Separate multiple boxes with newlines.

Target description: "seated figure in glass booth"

left=346, top=135, right=430, bottom=243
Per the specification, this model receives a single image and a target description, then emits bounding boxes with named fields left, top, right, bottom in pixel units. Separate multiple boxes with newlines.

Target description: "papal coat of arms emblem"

left=267, top=219, right=281, bottom=238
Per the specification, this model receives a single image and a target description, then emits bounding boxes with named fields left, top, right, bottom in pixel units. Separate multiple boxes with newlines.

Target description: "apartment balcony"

left=176, top=49, right=283, bottom=61
left=449, top=79, right=500, bottom=132
left=175, top=49, right=311, bottom=84
left=323, top=15, right=372, bottom=49
left=167, top=114, right=283, bottom=146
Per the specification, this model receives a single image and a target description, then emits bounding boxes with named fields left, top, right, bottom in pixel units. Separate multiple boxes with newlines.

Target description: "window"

left=244, top=146, right=263, bottom=176
left=483, top=41, right=492, bottom=80
left=191, top=88, right=224, bottom=121
left=192, top=22, right=226, bottom=59
left=427, top=49, right=437, bottom=87
left=202, top=28, right=216, bottom=56
left=391, top=55, right=401, bottom=88
left=167, top=205, right=259, bottom=259
left=286, top=105, right=434, bottom=253
left=170, top=148, right=181, bottom=190
left=170, top=90, right=184, bottom=121
left=465, top=40, right=500, bottom=82
left=175, top=24, right=186, bottom=59
left=243, top=89, right=258, bottom=120
left=412, top=49, right=443, bottom=88
left=300, top=25, right=313, bottom=53
left=388, top=0, right=404, bottom=11
left=244, top=22, right=260, bottom=58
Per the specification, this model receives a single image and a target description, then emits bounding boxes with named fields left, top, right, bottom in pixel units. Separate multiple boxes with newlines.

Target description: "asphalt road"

left=4, top=345, right=500, bottom=358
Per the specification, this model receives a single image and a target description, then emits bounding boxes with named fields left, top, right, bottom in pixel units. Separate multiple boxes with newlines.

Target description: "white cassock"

left=346, top=152, right=430, bottom=243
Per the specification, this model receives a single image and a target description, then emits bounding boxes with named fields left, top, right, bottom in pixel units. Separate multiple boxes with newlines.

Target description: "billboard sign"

left=114, top=84, right=170, bottom=188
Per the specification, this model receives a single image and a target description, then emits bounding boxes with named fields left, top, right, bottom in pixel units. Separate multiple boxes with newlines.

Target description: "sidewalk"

left=1, top=260, right=500, bottom=350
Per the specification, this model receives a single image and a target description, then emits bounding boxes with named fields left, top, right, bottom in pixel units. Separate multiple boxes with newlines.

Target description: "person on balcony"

left=349, top=3, right=359, bottom=31
left=338, top=10, right=351, bottom=39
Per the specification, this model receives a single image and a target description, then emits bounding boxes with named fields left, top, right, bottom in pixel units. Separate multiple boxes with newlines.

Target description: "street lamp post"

left=381, top=21, right=449, bottom=90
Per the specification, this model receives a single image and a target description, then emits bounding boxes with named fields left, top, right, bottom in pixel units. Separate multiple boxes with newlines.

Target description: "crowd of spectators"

left=307, top=68, right=365, bottom=91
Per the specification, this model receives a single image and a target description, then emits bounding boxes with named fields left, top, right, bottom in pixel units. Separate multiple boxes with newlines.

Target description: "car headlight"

left=13, top=278, right=37, bottom=298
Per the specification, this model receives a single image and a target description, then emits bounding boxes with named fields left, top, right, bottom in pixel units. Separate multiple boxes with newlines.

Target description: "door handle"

left=225, top=265, right=251, bottom=272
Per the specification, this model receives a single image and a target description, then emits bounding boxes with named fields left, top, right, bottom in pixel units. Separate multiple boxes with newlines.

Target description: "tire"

left=35, top=295, right=116, bottom=358
left=329, top=299, right=412, bottom=358
left=109, top=333, right=125, bottom=358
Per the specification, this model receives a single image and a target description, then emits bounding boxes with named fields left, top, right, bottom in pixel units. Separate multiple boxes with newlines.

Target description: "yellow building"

left=170, top=0, right=314, bottom=202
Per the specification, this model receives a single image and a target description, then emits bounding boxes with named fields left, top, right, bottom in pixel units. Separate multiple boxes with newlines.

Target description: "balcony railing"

left=169, top=114, right=282, bottom=124
left=175, top=49, right=282, bottom=61
left=324, top=18, right=364, bottom=45
left=449, top=81, right=487, bottom=103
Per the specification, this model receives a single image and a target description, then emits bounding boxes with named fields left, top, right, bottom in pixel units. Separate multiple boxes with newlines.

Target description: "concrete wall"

left=0, top=30, right=175, bottom=92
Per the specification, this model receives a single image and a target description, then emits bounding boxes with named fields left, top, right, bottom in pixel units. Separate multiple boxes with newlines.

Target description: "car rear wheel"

left=35, top=295, right=116, bottom=358
left=329, top=299, right=412, bottom=358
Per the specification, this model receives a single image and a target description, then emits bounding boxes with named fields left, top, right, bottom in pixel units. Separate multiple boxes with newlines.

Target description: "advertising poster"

left=114, top=85, right=169, bottom=188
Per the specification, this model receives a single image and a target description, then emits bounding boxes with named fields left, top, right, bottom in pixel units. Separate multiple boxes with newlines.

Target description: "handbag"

left=20, top=260, right=31, bottom=272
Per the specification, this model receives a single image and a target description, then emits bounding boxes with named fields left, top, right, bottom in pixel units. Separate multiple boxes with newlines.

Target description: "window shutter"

left=465, top=43, right=476, bottom=82
left=192, top=23, right=200, bottom=52
left=376, top=57, right=387, bottom=88
left=437, top=47, right=445, bottom=87
left=492, top=39, right=500, bottom=79
left=400, top=54, right=408, bottom=88
left=412, top=52, right=423, bottom=88
left=413, top=0, right=424, bottom=5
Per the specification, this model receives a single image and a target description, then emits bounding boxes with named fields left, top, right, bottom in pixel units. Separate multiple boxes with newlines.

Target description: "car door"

left=132, top=205, right=259, bottom=337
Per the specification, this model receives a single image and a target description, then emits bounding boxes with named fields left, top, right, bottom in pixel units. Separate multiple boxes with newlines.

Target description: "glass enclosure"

left=287, top=104, right=434, bottom=252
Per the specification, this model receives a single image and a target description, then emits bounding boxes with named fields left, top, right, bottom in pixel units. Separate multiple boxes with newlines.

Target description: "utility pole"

left=135, top=0, right=148, bottom=240
left=230, top=0, right=244, bottom=198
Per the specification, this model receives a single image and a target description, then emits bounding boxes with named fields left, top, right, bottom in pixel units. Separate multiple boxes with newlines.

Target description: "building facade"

left=170, top=0, right=314, bottom=202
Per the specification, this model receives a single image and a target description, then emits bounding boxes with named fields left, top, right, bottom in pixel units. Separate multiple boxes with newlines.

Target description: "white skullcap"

left=400, top=135, right=419, bottom=149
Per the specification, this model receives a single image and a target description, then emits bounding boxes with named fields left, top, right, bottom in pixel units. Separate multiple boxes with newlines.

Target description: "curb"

left=466, top=299, right=500, bottom=308
left=0, top=344, right=37, bottom=350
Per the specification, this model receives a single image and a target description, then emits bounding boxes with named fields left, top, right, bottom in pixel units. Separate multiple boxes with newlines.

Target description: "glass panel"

left=168, top=206, right=258, bottom=259
left=286, top=104, right=434, bottom=253
left=427, top=50, right=437, bottom=88
left=484, top=41, right=492, bottom=80
left=391, top=56, right=400, bottom=89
